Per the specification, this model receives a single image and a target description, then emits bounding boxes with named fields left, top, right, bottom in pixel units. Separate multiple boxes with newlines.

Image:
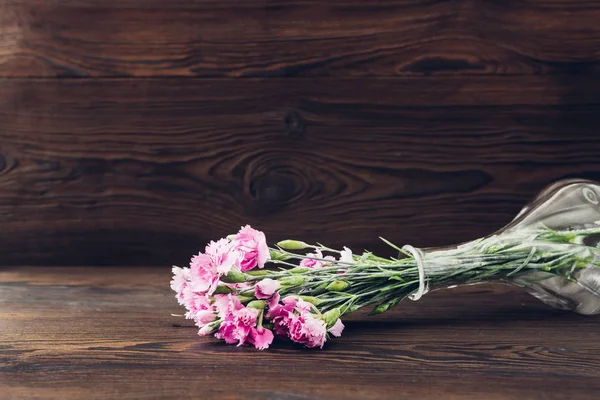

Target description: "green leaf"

left=379, top=237, right=411, bottom=257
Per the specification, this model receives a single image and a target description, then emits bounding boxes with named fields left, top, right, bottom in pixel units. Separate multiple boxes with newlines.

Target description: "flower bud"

left=289, top=266, right=310, bottom=274
left=371, top=297, right=401, bottom=315
left=280, top=275, right=306, bottom=287
left=221, top=269, right=247, bottom=283
left=238, top=294, right=256, bottom=304
left=213, top=285, right=233, bottom=294
left=277, top=240, right=311, bottom=250
left=247, top=300, right=266, bottom=310
left=309, top=282, right=329, bottom=296
left=326, top=280, right=350, bottom=292
left=198, top=321, right=220, bottom=336
left=322, top=308, right=341, bottom=328
left=269, top=249, right=291, bottom=261
left=299, top=296, right=321, bottom=306
left=372, top=303, right=390, bottom=314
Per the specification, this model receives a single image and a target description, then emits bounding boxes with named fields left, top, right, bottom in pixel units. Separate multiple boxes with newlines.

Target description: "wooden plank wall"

left=1, top=0, right=599, bottom=266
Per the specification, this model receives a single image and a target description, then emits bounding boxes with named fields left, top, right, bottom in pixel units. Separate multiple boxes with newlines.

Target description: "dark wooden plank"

left=1, top=0, right=600, bottom=77
left=1, top=76, right=600, bottom=266
left=2, top=266, right=600, bottom=399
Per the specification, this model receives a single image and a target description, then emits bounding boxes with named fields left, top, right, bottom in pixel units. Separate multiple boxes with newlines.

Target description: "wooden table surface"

left=2, top=267, right=600, bottom=400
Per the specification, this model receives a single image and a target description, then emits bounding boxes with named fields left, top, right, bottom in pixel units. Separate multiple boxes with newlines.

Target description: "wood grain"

left=1, top=76, right=600, bottom=266
left=2, top=266, right=600, bottom=400
left=1, top=0, right=600, bottom=77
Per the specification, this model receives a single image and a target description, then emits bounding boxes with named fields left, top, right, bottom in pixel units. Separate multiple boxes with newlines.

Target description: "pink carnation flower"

left=215, top=307, right=259, bottom=345
left=170, top=266, right=217, bottom=329
left=290, top=312, right=327, bottom=348
left=233, top=225, right=270, bottom=271
left=189, top=299, right=216, bottom=328
left=255, top=278, right=281, bottom=299
left=187, top=239, right=245, bottom=297
left=299, top=249, right=335, bottom=269
left=181, top=289, right=212, bottom=318
left=214, top=294, right=258, bottom=346
left=214, top=293, right=244, bottom=318
left=266, top=293, right=296, bottom=336
left=189, top=253, right=219, bottom=295
left=205, top=238, right=240, bottom=276
left=213, top=294, right=273, bottom=349
left=267, top=295, right=328, bottom=348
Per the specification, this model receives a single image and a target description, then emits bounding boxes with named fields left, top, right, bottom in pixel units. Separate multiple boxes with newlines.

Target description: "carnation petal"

left=256, top=231, right=270, bottom=268
left=170, top=266, right=189, bottom=293
left=267, top=292, right=281, bottom=310
left=339, top=247, right=354, bottom=264
left=250, top=327, right=274, bottom=350
left=195, top=310, right=216, bottom=325
left=328, top=319, right=345, bottom=337
left=299, top=249, right=325, bottom=269
left=255, top=278, right=281, bottom=299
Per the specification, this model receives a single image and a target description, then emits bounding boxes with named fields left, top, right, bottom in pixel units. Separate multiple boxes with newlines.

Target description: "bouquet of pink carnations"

left=171, top=217, right=600, bottom=350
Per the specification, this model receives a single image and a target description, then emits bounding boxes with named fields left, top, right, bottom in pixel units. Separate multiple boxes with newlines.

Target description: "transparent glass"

left=415, top=179, right=600, bottom=315
left=507, top=179, right=600, bottom=314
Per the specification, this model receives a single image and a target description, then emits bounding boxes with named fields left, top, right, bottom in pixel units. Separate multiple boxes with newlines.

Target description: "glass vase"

left=412, top=179, right=600, bottom=315
left=507, top=179, right=600, bottom=314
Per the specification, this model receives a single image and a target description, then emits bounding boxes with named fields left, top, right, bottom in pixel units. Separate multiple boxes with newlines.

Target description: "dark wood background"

left=1, top=0, right=600, bottom=266
left=3, top=4, right=600, bottom=399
